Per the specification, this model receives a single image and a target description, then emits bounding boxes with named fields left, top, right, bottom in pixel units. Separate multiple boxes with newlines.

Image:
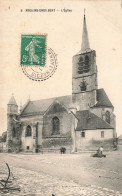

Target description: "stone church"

left=6, top=14, right=116, bottom=153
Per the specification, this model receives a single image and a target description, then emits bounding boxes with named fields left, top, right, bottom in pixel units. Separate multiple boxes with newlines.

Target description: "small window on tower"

left=84, top=55, right=90, bottom=73
left=85, top=55, right=89, bottom=65
left=79, top=57, right=83, bottom=63
left=78, top=55, right=90, bottom=74
left=81, top=131, right=85, bottom=137
left=78, top=57, right=84, bottom=74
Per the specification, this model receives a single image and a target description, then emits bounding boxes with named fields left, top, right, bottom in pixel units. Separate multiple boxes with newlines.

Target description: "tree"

left=1, top=131, right=7, bottom=142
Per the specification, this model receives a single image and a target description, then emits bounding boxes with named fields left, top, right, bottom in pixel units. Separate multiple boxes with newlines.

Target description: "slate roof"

left=21, top=95, right=72, bottom=116
left=8, top=95, right=17, bottom=105
left=96, top=89, right=113, bottom=108
left=76, top=110, right=113, bottom=130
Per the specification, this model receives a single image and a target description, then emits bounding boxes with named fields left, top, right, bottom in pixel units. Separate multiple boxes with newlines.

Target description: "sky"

left=0, top=0, right=122, bottom=136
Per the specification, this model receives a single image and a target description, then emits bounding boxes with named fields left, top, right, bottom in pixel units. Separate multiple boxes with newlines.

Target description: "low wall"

left=42, top=137, right=72, bottom=148
left=76, top=138, right=116, bottom=151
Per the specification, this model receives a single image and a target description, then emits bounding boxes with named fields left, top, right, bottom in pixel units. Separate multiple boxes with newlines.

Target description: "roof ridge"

left=20, top=100, right=30, bottom=115
left=31, top=94, right=72, bottom=102
left=44, top=100, right=70, bottom=116
left=20, top=95, right=73, bottom=116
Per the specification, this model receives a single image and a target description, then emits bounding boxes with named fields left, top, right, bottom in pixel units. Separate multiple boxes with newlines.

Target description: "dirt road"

left=0, top=151, right=122, bottom=195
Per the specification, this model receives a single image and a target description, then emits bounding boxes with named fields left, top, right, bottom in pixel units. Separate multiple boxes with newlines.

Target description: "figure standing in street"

left=100, top=146, right=103, bottom=155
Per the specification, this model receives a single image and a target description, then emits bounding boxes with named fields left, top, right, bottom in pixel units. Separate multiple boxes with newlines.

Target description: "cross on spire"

left=84, top=8, right=85, bottom=16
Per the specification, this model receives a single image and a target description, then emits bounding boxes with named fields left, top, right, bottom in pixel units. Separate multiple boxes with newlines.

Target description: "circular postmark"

left=21, top=48, right=58, bottom=81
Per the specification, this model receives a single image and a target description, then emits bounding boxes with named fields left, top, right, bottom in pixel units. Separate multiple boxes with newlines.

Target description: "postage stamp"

left=21, top=34, right=46, bottom=66
left=21, top=48, right=58, bottom=81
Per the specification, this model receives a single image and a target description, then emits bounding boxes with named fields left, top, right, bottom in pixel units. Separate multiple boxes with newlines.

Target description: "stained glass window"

left=52, top=117, right=60, bottom=135
left=25, top=125, right=32, bottom=137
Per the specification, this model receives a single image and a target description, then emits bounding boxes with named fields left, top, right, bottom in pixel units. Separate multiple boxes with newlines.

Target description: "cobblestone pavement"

left=0, top=165, right=122, bottom=196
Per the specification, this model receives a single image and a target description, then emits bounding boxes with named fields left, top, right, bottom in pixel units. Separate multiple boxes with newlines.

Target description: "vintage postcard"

left=0, top=0, right=122, bottom=195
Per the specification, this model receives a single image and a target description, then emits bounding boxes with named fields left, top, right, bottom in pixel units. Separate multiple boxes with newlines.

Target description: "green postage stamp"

left=21, top=34, right=46, bottom=66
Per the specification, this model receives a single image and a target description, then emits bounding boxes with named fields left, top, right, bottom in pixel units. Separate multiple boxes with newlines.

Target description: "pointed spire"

left=8, top=94, right=17, bottom=105
left=81, top=10, right=91, bottom=53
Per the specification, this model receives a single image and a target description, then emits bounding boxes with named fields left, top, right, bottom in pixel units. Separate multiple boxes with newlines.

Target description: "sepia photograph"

left=0, top=0, right=122, bottom=195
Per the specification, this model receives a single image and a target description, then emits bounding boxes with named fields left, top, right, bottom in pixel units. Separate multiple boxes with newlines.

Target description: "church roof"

left=8, top=95, right=17, bottom=105
left=76, top=110, right=113, bottom=131
left=21, top=88, right=113, bottom=116
left=96, top=89, right=113, bottom=108
left=21, top=95, right=72, bottom=116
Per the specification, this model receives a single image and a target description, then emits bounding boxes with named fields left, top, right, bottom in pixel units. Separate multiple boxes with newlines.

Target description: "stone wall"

left=72, top=90, right=96, bottom=110
left=43, top=111, right=73, bottom=138
left=76, top=129, right=114, bottom=151
left=20, top=115, right=43, bottom=152
left=72, top=50, right=98, bottom=110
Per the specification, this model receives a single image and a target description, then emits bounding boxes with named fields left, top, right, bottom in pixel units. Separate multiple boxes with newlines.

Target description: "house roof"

left=76, top=110, right=113, bottom=131
left=96, top=89, right=113, bottom=108
left=21, top=95, right=72, bottom=116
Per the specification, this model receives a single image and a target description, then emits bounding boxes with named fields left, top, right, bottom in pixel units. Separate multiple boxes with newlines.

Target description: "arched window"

left=84, top=55, right=90, bottom=73
left=78, top=57, right=84, bottom=74
left=25, top=125, right=32, bottom=137
left=52, top=117, right=60, bottom=135
left=78, top=55, right=90, bottom=74
left=79, top=57, right=83, bottom=63
left=101, top=131, right=104, bottom=138
left=85, top=55, right=89, bottom=65
left=13, top=127, right=16, bottom=138
left=105, top=111, right=110, bottom=124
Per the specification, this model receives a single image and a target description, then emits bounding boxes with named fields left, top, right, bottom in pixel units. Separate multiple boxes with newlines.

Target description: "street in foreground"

left=0, top=149, right=122, bottom=196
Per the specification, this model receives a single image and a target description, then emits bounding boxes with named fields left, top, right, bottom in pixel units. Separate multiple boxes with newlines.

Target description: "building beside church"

left=6, top=14, right=116, bottom=153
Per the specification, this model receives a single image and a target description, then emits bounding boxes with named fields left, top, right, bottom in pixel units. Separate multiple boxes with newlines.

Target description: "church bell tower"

left=72, top=13, right=98, bottom=110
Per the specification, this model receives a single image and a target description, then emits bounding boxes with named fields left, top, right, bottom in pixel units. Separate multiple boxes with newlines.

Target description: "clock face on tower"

left=78, top=55, right=90, bottom=74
